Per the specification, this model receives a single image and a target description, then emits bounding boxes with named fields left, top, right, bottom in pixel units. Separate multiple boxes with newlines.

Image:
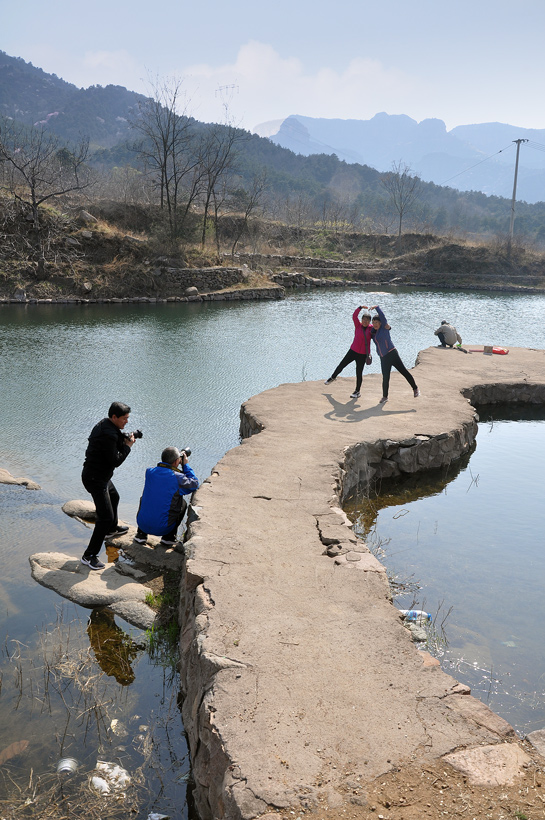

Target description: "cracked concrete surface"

left=178, top=345, right=545, bottom=819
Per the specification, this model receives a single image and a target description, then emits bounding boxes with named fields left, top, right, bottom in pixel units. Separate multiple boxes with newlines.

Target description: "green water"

left=1, top=287, right=545, bottom=813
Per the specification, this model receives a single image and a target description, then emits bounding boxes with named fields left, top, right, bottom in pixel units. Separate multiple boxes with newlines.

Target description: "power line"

left=438, top=143, right=515, bottom=186
left=526, top=140, right=545, bottom=154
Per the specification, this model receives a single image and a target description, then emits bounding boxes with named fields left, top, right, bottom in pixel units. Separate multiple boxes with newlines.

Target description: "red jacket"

left=350, top=307, right=373, bottom=355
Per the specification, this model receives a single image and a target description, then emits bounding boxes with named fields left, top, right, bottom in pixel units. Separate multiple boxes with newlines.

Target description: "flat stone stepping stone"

left=120, top=539, right=184, bottom=571
left=29, top=551, right=156, bottom=629
left=0, top=467, right=41, bottom=490
left=62, top=501, right=182, bottom=569
left=62, top=499, right=96, bottom=522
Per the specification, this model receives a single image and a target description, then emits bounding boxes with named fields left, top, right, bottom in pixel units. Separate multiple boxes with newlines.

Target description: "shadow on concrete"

left=323, top=392, right=417, bottom=423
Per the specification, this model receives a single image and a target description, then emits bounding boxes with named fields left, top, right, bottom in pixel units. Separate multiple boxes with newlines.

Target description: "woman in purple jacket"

left=367, top=305, right=420, bottom=404
left=325, top=306, right=373, bottom=399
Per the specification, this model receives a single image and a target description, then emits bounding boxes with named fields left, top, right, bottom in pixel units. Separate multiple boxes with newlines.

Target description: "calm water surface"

left=1, top=287, right=545, bottom=811
left=346, top=404, right=545, bottom=734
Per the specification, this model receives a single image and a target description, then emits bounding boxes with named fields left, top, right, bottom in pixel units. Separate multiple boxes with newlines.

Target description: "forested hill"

left=0, top=51, right=147, bottom=148
left=2, top=50, right=545, bottom=241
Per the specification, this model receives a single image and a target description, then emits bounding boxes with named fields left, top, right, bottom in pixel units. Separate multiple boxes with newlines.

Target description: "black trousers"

left=82, top=474, right=119, bottom=558
left=380, top=349, right=417, bottom=398
left=330, top=349, right=368, bottom=392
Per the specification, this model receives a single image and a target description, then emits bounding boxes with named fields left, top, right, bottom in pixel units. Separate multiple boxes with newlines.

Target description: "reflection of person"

left=81, top=402, right=136, bottom=571
left=324, top=306, right=373, bottom=399
left=367, top=305, right=420, bottom=404
left=87, top=608, right=140, bottom=686
left=434, top=320, right=462, bottom=347
left=134, top=447, right=199, bottom=547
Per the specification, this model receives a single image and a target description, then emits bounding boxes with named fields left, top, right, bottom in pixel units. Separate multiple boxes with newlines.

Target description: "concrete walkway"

left=179, top=345, right=545, bottom=820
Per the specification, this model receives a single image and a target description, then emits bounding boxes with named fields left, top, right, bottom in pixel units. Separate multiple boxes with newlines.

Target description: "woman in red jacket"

left=324, top=306, right=373, bottom=399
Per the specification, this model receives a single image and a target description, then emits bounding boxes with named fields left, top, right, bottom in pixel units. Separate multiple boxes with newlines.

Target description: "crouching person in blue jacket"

left=134, top=446, right=199, bottom=547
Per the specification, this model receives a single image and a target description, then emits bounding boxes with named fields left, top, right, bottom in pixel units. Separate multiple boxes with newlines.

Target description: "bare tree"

left=228, top=170, right=268, bottom=257
left=131, top=77, right=204, bottom=246
left=0, top=117, right=92, bottom=228
left=380, top=160, right=421, bottom=236
left=198, top=122, right=246, bottom=249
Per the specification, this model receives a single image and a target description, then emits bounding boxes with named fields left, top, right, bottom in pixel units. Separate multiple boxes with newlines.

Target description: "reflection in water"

left=345, top=446, right=474, bottom=538
left=87, top=608, right=143, bottom=686
left=0, top=607, right=191, bottom=818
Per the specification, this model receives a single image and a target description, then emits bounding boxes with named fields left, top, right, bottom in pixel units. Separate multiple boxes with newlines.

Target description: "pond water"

left=345, top=404, right=545, bottom=735
left=1, top=286, right=545, bottom=813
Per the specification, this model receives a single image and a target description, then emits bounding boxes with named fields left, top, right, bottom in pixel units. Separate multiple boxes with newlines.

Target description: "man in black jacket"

left=81, top=401, right=136, bottom=570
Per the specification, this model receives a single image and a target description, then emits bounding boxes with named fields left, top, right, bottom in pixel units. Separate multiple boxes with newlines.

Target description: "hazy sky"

left=4, top=0, right=545, bottom=132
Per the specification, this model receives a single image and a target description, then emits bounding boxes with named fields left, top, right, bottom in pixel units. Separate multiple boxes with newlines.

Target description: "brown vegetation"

left=1, top=196, right=545, bottom=300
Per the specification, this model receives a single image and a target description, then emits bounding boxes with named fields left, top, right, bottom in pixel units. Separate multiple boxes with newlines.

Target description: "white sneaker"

left=379, top=396, right=389, bottom=404
left=350, top=391, right=360, bottom=399
left=413, top=388, right=420, bottom=398
left=325, top=377, right=335, bottom=385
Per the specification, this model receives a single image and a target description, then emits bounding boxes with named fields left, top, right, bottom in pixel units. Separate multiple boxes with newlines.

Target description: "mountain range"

left=3, top=50, right=545, bottom=241
left=254, top=114, right=545, bottom=203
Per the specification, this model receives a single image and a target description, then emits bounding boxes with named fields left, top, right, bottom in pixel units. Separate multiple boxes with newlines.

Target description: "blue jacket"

left=371, top=306, right=396, bottom=358
left=136, top=462, right=199, bottom=536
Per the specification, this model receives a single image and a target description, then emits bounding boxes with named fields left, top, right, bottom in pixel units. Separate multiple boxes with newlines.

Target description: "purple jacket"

left=371, top=306, right=396, bottom=358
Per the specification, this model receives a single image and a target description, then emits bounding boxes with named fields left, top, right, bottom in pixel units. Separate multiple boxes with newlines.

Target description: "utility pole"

left=508, top=138, right=528, bottom=252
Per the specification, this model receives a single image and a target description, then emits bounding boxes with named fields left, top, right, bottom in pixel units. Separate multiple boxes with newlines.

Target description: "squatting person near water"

left=367, top=305, right=420, bottom=404
left=434, top=320, right=462, bottom=348
left=324, top=305, right=373, bottom=399
left=81, top=401, right=137, bottom=570
left=134, top=446, right=199, bottom=547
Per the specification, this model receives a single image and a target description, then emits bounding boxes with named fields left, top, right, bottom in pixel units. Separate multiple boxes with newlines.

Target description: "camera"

left=123, top=429, right=143, bottom=440
left=180, top=447, right=191, bottom=457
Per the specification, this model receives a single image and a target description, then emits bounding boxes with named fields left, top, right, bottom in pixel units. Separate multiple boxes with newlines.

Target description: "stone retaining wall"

left=158, top=266, right=244, bottom=290
left=268, top=270, right=407, bottom=289
left=0, top=286, right=284, bottom=306
left=230, top=253, right=372, bottom=270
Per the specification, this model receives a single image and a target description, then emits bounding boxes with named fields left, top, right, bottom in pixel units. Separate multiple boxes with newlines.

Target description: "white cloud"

left=82, top=50, right=142, bottom=89
left=177, top=41, right=427, bottom=129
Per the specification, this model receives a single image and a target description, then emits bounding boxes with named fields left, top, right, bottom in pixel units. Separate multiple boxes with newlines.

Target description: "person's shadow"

left=324, top=392, right=417, bottom=423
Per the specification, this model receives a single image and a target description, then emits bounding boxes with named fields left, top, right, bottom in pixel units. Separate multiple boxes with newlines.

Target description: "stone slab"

left=62, top=499, right=96, bottom=520
left=526, top=728, right=545, bottom=759
left=29, top=551, right=156, bottom=629
left=61, top=504, right=184, bottom=570
left=444, top=743, right=532, bottom=785
left=0, top=467, right=41, bottom=490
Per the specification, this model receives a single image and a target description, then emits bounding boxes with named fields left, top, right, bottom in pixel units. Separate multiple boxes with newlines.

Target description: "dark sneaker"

left=105, top=525, right=129, bottom=538
left=350, top=391, right=360, bottom=399
left=133, top=530, right=148, bottom=545
left=81, top=555, right=105, bottom=570
left=379, top=396, right=389, bottom=404
left=159, top=537, right=177, bottom=547
left=413, top=388, right=420, bottom=398
left=324, top=377, right=335, bottom=385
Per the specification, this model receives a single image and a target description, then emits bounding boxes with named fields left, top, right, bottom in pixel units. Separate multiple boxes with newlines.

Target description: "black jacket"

left=82, top=418, right=131, bottom=482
